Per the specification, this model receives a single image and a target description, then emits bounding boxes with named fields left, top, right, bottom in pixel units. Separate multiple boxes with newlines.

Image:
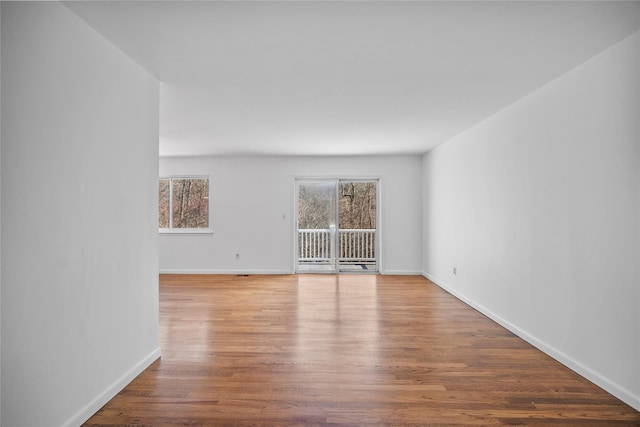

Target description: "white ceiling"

left=64, top=1, right=640, bottom=157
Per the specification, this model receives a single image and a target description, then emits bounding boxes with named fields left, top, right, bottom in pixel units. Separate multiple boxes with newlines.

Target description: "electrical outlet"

left=453, top=267, right=457, bottom=276
left=235, top=253, right=240, bottom=260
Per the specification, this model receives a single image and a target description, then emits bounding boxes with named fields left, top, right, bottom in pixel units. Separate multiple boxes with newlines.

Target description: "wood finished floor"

left=84, top=274, right=640, bottom=426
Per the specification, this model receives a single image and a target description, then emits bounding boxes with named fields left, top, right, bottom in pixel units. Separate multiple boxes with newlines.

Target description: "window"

left=159, top=176, right=210, bottom=232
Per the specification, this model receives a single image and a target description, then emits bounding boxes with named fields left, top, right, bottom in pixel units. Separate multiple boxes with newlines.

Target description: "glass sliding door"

left=338, top=180, right=377, bottom=272
left=296, top=178, right=378, bottom=273
left=296, top=180, right=338, bottom=272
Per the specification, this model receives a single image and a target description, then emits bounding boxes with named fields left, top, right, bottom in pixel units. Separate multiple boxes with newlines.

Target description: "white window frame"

left=159, top=175, right=212, bottom=234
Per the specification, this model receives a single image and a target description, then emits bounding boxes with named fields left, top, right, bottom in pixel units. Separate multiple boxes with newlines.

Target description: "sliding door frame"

left=293, top=176, right=382, bottom=274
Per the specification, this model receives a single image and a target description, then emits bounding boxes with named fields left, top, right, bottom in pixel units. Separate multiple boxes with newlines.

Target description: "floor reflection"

left=295, top=274, right=381, bottom=377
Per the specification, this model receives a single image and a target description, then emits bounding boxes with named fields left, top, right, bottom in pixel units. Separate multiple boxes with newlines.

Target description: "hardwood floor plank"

left=83, top=274, right=640, bottom=426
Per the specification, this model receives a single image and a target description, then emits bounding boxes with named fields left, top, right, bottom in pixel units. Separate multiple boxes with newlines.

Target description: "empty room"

left=1, top=1, right=639, bottom=426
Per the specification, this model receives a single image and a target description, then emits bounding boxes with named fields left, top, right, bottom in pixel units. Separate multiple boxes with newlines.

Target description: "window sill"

left=159, top=228, right=213, bottom=235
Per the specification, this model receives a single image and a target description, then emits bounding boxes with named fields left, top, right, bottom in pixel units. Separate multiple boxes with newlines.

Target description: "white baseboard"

left=63, top=347, right=161, bottom=427
left=423, top=272, right=640, bottom=412
left=160, top=269, right=294, bottom=275
left=160, top=269, right=425, bottom=276
left=380, top=270, right=423, bottom=275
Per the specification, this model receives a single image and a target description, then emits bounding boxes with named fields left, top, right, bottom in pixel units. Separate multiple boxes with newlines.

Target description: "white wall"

left=0, top=3, right=3, bottom=424
left=1, top=3, right=160, bottom=426
left=423, top=33, right=640, bottom=410
left=159, top=155, right=422, bottom=275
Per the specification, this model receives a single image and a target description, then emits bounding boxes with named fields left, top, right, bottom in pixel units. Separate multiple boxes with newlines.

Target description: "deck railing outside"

left=298, top=229, right=376, bottom=264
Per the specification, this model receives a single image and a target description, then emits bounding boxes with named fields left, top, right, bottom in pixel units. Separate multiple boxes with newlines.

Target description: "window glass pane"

left=339, top=181, right=376, bottom=229
left=171, top=178, right=209, bottom=228
left=159, top=179, right=170, bottom=228
left=298, top=182, right=334, bottom=229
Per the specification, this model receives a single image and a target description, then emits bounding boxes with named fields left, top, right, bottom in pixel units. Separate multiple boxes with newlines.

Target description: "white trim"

left=423, top=271, right=640, bottom=412
left=381, top=270, right=423, bottom=275
left=159, top=228, right=213, bottom=235
left=292, top=176, right=299, bottom=273
left=160, top=269, right=294, bottom=275
left=376, top=177, right=383, bottom=273
left=64, top=347, right=161, bottom=427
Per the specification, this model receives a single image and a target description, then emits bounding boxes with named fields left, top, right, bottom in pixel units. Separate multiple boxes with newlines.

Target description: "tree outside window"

left=159, top=177, right=209, bottom=230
